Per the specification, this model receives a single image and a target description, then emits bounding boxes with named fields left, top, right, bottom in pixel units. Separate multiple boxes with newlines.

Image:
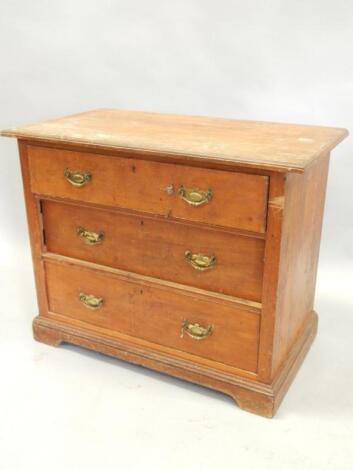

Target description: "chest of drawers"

left=2, top=109, right=347, bottom=417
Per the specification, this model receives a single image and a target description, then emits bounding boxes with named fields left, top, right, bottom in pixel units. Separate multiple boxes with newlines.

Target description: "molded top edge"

left=1, top=108, right=348, bottom=173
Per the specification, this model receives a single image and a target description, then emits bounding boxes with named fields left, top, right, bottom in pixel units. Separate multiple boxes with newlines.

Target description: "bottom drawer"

left=44, top=260, right=260, bottom=373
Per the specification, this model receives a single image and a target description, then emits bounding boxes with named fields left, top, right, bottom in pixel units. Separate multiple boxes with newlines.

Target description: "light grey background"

left=0, top=1, right=352, bottom=470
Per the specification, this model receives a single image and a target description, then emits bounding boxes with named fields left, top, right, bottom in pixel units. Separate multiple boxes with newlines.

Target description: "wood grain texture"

left=28, top=145, right=269, bottom=233
left=1, top=108, right=348, bottom=172
left=44, top=258, right=260, bottom=373
left=32, top=310, right=318, bottom=418
left=257, top=173, right=286, bottom=382
left=271, top=154, right=330, bottom=374
left=17, top=142, right=49, bottom=317
left=3, top=104, right=347, bottom=418
left=258, top=155, right=330, bottom=381
left=42, top=252, right=262, bottom=312
left=42, top=199, right=265, bottom=301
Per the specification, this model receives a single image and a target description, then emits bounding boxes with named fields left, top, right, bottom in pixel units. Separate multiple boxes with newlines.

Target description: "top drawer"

left=28, top=146, right=269, bottom=233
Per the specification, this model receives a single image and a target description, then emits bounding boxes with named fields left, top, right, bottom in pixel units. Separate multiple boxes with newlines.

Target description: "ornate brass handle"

left=79, top=293, right=103, bottom=310
left=178, top=186, right=212, bottom=206
left=185, top=250, right=216, bottom=271
left=181, top=320, right=213, bottom=340
left=77, top=227, right=104, bottom=245
left=64, top=168, right=92, bottom=187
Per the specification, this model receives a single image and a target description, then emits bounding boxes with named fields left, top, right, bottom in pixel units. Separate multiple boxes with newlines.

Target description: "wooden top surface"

left=1, top=108, right=348, bottom=173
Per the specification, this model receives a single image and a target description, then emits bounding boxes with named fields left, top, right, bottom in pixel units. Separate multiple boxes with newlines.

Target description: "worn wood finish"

left=42, top=199, right=265, bottom=301
left=258, top=155, right=331, bottom=381
left=18, top=142, right=49, bottom=317
left=43, top=252, right=262, bottom=312
left=1, top=108, right=348, bottom=173
left=17, top=139, right=283, bottom=176
left=32, top=310, right=318, bottom=417
left=271, top=155, right=330, bottom=374
left=44, top=258, right=260, bottom=373
left=2, top=108, right=348, bottom=417
left=28, top=145, right=269, bottom=233
left=257, top=173, right=286, bottom=382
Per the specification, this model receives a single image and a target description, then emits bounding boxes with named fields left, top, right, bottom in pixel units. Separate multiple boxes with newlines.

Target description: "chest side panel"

left=272, top=155, right=330, bottom=373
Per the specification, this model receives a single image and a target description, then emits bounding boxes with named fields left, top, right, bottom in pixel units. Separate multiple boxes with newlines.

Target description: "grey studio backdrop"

left=1, top=1, right=352, bottom=270
left=0, top=1, right=352, bottom=470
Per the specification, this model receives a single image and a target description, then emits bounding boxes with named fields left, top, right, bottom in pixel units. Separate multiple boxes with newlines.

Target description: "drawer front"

left=45, top=260, right=260, bottom=372
left=42, top=200, right=264, bottom=301
left=28, top=146, right=269, bottom=233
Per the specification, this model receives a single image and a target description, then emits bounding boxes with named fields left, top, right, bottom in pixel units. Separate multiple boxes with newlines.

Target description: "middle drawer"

left=42, top=200, right=264, bottom=301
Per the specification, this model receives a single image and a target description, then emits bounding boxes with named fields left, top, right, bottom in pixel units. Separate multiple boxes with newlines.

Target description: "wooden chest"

left=1, top=109, right=348, bottom=417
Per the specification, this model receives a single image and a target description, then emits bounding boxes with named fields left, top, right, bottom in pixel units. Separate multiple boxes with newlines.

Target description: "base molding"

left=33, top=311, right=318, bottom=417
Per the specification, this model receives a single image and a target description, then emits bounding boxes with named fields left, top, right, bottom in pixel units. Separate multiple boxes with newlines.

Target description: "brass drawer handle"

left=181, top=320, right=213, bottom=340
left=185, top=250, right=216, bottom=271
left=64, top=168, right=92, bottom=187
left=79, top=293, right=103, bottom=310
left=77, top=227, right=104, bottom=245
left=178, top=186, right=212, bottom=206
